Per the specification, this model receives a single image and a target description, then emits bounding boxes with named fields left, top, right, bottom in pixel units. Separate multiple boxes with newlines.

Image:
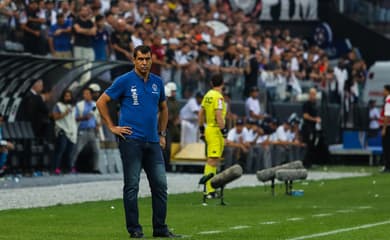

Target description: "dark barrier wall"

left=318, top=0, right=390, bottom=67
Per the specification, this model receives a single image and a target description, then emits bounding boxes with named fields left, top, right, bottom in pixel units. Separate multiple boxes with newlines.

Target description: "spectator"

left=51, top=90, right=77, bottom=175
left=23, top=79, right=51, bottom=139
left=150, top=34, right=166, bottom=76
left=302, top=88, right=321, bottom=168
left=20, top=0, right=46, bottom=54
left=224, top=118, right=252, bottom=172
left=165, top=82, right=180, bottom=143
left=245, top=119, right=268, bottom=172
left=48, top=12, right=72, bottom=58
left=111, top=18, right=133, bottom=61
left=179, top=91, right=203, bottom=146
left=44, top=0, right=56, bottom=27
left=58, top=0, right=73, bottom=23
left=73, top=5, right=96, bottom=61
left=245, top=86, right=266, bottom=122
left=0, top=0, right=16, bottom=49
left=223, top=90, right=238, bottom=129
left=0, top=114, right=14, bottom=177
left=93, top=14, right=110, bottom=61
left=164, top=82, right=180, bottom=169
left=270, top=120, right=293, bottom=165
left=369, top=99, right=381, bottom=131
left=160, top=38, right=179, bottom=84
left=71, top=88, right=100, bottom=173
left=380, top=84, right=390, bottom=173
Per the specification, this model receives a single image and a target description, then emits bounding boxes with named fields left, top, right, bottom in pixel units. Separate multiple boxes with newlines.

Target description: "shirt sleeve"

left=227, top=129, right=235, bottom=141
left=53, top=104, right=61, bottom=114
left=214, top=97, right=224, bottom=110
left=189, top=99, right=199, bottom=113
left=105, top=77, right=125, bottom=101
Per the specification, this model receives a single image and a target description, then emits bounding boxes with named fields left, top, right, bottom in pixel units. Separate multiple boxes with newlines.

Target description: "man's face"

left=309, top=89, right=317, bottom=102
left=236, top=125, right=244, bottom=133
left=384, top=88, right=390, bottom=97
left=64, top=92, right=72, bottom=103
left=251, top=90, right=258, bottom=98
left=134, top=51, right=152, bottom=75
left=83, top=89, right=92, bottom=101
left=196, top=96, right=203, bottom=105
left=57, top=16, right=65, bottom=25
left=79, top=6, right=89, bottom=18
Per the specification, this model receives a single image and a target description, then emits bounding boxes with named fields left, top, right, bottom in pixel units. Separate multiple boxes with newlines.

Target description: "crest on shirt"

left=131, top=85, right=139, bottom=105
left=152, top=83, right=159, bottom=94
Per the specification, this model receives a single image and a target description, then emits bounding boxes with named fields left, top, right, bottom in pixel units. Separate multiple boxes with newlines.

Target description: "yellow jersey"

left=201, top=89, right=227, bottom=128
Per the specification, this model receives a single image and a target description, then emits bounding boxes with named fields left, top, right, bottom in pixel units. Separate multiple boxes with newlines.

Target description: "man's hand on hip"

left=109, top=126, right=132, bottom=140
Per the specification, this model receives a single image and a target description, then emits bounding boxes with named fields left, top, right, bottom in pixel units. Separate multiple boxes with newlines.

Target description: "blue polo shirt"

left=48, top=20, right=72, bottom=52
left=105, top=70, right=166, bottom=142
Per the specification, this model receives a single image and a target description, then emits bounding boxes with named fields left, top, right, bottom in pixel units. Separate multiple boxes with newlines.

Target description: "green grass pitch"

left=1, top=171, right=390, bottom=239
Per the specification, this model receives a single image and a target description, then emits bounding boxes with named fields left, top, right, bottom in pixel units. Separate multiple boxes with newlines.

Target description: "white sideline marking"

left=286, top=220, right=390, bottom=240
left=287, top=217, right=304, bottom=221
left=312, top=213, right=333, bottom=218
left=198, top=230, right=223, bottom=235
left=336, top=209, right=354, bottom=213
left=356, top=206, right=372, bottom=209
left=230, top=225, right=250, bottom=230
left=260, top=221, right=279, bottom=225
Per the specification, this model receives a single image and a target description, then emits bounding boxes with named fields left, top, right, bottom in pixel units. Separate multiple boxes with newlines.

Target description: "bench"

left=328, top=130, right=383, bottom=166
left=328, top=145, right=375, bottom=166
left=170, top=143, right=207, bottom=171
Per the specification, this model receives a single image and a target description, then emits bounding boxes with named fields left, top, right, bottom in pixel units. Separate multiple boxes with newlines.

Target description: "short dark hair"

left=83, top=88, right=93, bottom=95
left=133, top=45, right=151, bottom=59
left=385, top=85, right=390, bottom=92
left=210, top=74, right=224, bottom=87
left=56, top=12, right=64, bottom=19
left=95, top=14, right=104, bottom=22
left=60, top=90, right=73, bottom=103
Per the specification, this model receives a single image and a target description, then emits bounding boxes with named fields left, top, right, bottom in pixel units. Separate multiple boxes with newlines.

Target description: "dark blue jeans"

left=119, top=138, right=168, bottom=235
left=52, top=131, right=75, bottom=171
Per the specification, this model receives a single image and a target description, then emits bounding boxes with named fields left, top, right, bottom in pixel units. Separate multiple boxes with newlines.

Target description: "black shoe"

left=130, top=231, right=144, bottom=238
left=153, top=231, right=181, bottom=238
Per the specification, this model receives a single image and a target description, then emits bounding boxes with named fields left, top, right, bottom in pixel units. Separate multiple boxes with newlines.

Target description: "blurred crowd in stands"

left=0, top=0, right=374, bottom=176
left=343, top=0, right=390, bottom=30
left=0, top=0, right=369, bottom=103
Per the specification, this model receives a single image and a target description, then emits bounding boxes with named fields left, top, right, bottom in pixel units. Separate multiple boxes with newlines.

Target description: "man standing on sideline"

left=51, top=90, right=77, bottom=175
left=380, top=85, right=390, bottom=173
left=96, top=45, right=180, bottom=238
left=302, top=88, right=321, bottom=168
left=198, top=74, right=227, bottom=198
left=71, top=88, right=100, bottom=173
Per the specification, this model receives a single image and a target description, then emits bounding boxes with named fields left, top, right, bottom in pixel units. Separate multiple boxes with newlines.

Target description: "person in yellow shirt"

left=198, top=74, right=227, bottom=197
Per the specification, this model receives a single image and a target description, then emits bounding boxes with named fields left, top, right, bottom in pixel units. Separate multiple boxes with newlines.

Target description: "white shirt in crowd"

left=227, top=127, right=250, bottom=143
left=385, top=95, right=390, bottom=117
left=274, top=125, right=291, bottom=142
left=179, top=97, right=200, bottom=123
left=54, top=102, right=78, bottom=144
left=369, top=107, right=380, bottom=129
left=256, top=135, right=269, bottom=144
left=245, top=97, right=261, bottom=121
left=246, top=128, right=258, bottom=143
left=334, top=66, right=348, bottom=97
